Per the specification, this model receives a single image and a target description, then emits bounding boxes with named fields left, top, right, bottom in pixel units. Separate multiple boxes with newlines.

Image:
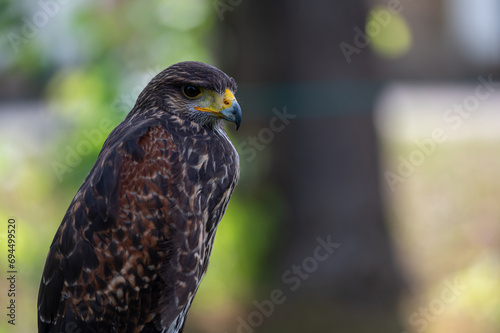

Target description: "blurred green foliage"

left=0, top=1, right=281, bottom=332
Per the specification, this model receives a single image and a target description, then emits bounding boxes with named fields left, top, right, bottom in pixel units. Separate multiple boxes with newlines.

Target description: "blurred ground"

left=376, top=83, right=500, bottom=333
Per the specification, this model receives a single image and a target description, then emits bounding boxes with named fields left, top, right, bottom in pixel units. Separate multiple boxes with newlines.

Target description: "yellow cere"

left=194, top=89, right=236, bottom=114
left=222, top=89, right=235, bottom=109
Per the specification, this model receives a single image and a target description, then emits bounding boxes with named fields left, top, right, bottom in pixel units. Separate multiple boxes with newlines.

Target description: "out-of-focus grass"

left=381, top=139, right=500, bottom=333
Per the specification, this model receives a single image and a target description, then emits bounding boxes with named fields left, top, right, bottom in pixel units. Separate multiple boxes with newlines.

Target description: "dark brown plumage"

left=38, top=61, right=241, bottom=333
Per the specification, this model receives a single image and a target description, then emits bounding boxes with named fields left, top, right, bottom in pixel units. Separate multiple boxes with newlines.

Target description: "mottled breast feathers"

left=38, top=62, right=240, bottom=333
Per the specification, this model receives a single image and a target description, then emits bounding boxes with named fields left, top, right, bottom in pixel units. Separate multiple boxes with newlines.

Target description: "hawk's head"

left=134, top=61, right=241, bottom=130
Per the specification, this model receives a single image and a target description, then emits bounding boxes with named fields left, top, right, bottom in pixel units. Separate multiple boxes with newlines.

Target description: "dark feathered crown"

left=149, top=61, right=237, bottom=95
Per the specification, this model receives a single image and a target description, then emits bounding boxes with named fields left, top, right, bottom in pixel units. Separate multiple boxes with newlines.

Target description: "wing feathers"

left=38, top=116, right=239, bottom=332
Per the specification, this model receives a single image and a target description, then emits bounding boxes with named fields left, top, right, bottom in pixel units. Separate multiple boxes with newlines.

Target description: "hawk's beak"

left=194, top=89, right=242, bottom=130
left=220, top=100, right=242, bottom=130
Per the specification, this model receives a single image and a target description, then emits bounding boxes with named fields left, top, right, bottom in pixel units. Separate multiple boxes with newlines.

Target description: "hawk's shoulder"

left=38, top=112, right=239, bottom=332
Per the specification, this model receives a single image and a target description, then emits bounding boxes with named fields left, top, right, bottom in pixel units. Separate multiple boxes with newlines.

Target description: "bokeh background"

left=1, top=0, right=500, bottom=332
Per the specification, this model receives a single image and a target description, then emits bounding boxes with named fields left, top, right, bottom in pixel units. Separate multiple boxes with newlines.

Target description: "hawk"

left=38, top=61, right=241, bottom=333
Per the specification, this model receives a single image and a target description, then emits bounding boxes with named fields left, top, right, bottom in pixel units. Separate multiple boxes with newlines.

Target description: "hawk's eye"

left=182, top=85, right=202, bottom=98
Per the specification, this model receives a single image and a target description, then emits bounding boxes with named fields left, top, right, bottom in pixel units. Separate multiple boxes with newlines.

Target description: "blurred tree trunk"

left=217, top=1, right=405, bottom=332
